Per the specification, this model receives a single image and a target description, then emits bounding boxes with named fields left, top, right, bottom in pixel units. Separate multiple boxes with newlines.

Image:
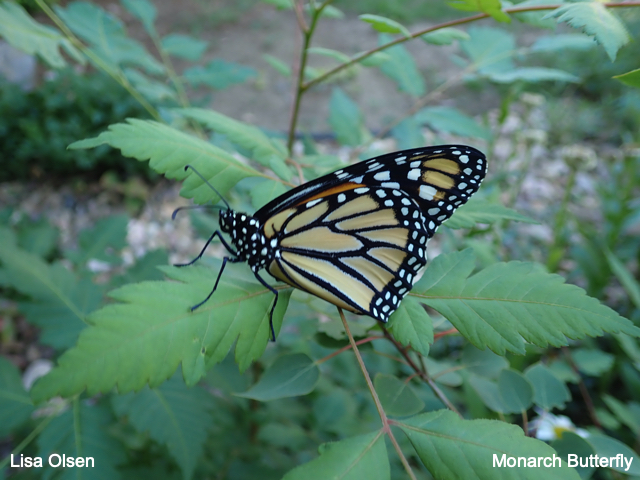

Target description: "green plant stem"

left=315, top=335, right=382, bottom=364
left=286, top=0, right=334, bottom=154
left=0, top=414, right=54, bottom=471
left=381, top=327, right=462, bottom=417
left=547, top=167, right=577, bottom=272
left=36, top=0, right=161, bottom=121
left=338, top=308, right=417, bottom=480
left=521, top=409, right=529, bottom=437
left=302, top=2, right=640, bottom=91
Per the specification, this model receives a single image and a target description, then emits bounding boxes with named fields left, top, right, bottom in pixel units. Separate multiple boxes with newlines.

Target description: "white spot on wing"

left=374, top=171, right=391, bottom=181
left=419, top=185, right=437, bottom=200
left=407, top=169, right=421, bottom=181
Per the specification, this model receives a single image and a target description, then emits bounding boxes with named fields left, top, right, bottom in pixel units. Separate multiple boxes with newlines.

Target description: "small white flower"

left=529, top=409, right=589, bottom=440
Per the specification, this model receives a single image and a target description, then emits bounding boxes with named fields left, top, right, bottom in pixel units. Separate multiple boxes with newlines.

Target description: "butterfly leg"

left=175, top=230, right=237, bottom=267
left=253, top=272, right=279, bottom=342
left=190, top=255, right=242, bottom=311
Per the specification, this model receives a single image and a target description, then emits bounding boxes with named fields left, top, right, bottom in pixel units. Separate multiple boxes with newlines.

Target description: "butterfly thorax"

left=219, top=210, right=273, bottom=272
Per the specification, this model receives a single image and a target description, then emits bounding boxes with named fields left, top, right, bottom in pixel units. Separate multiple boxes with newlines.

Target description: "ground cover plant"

left=1, top=0, right=640, bottom=479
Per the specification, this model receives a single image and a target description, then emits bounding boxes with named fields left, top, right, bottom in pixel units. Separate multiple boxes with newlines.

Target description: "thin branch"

left=434, top=328, right=459, bottom=340
left=302, top=2, right=640, bottom=92
left=338, top=308, right=417, bottom=480
left=293, top=0, right=309, bottom=33
left=315, top=335, right=382, bottom=364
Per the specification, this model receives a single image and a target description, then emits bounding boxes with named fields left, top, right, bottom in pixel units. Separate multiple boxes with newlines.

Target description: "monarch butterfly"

left=177, top=145, right=487, bottom=340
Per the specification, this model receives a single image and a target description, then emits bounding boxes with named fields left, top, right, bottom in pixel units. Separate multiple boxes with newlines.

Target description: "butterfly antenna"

left=171, top=204, right=225, bottom=220
left=184, top=164, right=232, bottom=210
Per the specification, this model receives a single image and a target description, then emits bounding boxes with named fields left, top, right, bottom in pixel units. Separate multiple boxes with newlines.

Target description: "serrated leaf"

left=388, top=296, right=432, bottom=356
left=263, top=54, right=291, bottom=77
left=421, top=27, right=469, bottom=45
left=488, top=67, right=579, bottom=84
left=410, top=249, right=640, bottom=355
left=614, top=68, right=640, bottom=89
left=124, top=68, right=177, bottom=102
left=113, top=249, right=168, bottom=286
left=571, top=348, right=614, bottom=376
left=524, top=363, right=570, bottom=410
left=307, top=47, right=350, bottom=63
left=0, top=357, right=34, bottom=436
left=377, top=33, right=425, bottom=97
left=161, top=34, right=208, bottom=61
left=416, top=106, right=491, bottom=140
left=121, top=0, right=157, bottom=35
left=69, top=119, right=263, bottom=205
left=183, top=59, right=256, bottom=89
left=236, top=353, right=319, bottom=401
left=512, top=0, right=559, bottom=29
left=586, top=433, right=640, bottom=475
left=460, top=27, right=515, bottom=76
left=359, top=14, right=410, bottom=36
left=543, top=3, right=630, bottom=61
left=0, top=1, right=84, bottom=68
left=449, top=0, right=510, bottom=23
left=0, top=244, right=102, bottom=349
left=399, top=410, right=579, bottom=479
left=112, top=373, right=212, bottom=480
left=30, top=264, right=292, bottom=402
left=268, top=156, right=293, bottom=182
left=498, top=369, right=533, bottom=413
left=249, top=178, right=288, bottom=210
left=461, top=344, right=508, bottom=378
left=446, top=199, right=537, bottom=229
left=177, top=108, right=288, bottom=169
left=602, top=395, right=640, bottom=433
left=375, top=373, right=424, bottom=416
left=17, top=218, right=58, bottom=258
left=531, top=34, right=596, bottom=53
left=55, top=2, right=163, bottom=74
left=37, top=401, right=126, bottom=480
left=66, top=214, right=128, bottom=266
left=282, top=431, right=389, bottom=480
left=328, top=87, right=365, bottom=146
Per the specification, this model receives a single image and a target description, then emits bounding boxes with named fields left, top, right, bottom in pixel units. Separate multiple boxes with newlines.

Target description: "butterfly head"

left=219, top=210, right=271, bottom=271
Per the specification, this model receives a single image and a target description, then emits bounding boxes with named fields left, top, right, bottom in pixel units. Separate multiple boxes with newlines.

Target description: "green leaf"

left=120, top=0, right=157, bottom=35
left=249, top=178, right=288, bottom=210
left=307, top=47, right=351, bottom=63
left=263, top=54, right=292, bottom=77
left=446, top=199, right=537, bottom=229
left=460, top=27, right=515, bottom=76
left=359, top=14, right=410, bottom=36
left=282, top=431, right=389, bottom=480
left=317, top=5, right=344, bottom=19
left=66, top=214, right=128, bottom=266
left=468, top=374, right=507, bottom=413
left=55, top=2, right=163, bottom=74
left=328, top=87, right=365, bottom=146
left=124, top=68, right=177, bottom=102
left=498, top=369, right=533, bottom=413
left=449, top=0, right=510, bottom=23
left=391, top=116, right=424, bottom=150
left=425, top=358, right=462, bottom=387
left=614, top=68, right=640, bottom=89
left=112, top=373, right=213, bottom=480
left=531, top=34, right=596, bottom=53
left=258, top=423, right=308, bottom=449
left=421, top=27, right=469, bottom=45
left=551, top=432, right=594, bottom=479
left=0, top=357, right=34, bottom=436
left=177, top=108, right=287, bottom=169
left=488, top=67, right=579, bottom=84
left=262, top=0, right=292, bottom=9
left=236, top=353, right=319, bottom=401
left=37, top=401, right=126, bottom=480
left=571, top=348, right=614, bottom=376
left=0, top=243, right=102, bottom=349
left=183, top=59, right=256, bottom=89
left=586, top=433, right=640, bottom=475
left=374, top=373, right=424, bottom=416
left=605, top=249, right=640, bottom=309
left=357, top=51, right=391, bottom=67
left=69, top=119, right=263, bottom=205
left=512, top=0, right=557, bottom=29
left=161, top=34, right=208, bottom=61
left=411, top=249, right=640, bottom=355
left=416, top=106, right=491, bottom=140
left=602, top=395, right=640, bottom=433
left=377, top=33, right=425, bottom=97
left=16, top=218, right=58, bottom=258
left=30, top=265, right=292, bottom=402
left=543, top=3, right=630, bottom=61
left=460, top=344, right=508, bottom=378
left=0, top=1, right=84, bottom=68
left=399, top=410, right=579, bottom=479
left=524, top=363, right=570, bottom=410
left=113, top=249, right=168, bottom=287
left=388, top=296, right=433, bottom=357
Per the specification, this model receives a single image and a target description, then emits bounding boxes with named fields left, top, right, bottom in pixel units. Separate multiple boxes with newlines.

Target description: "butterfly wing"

left=254, top=145, right=487, bottom=321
